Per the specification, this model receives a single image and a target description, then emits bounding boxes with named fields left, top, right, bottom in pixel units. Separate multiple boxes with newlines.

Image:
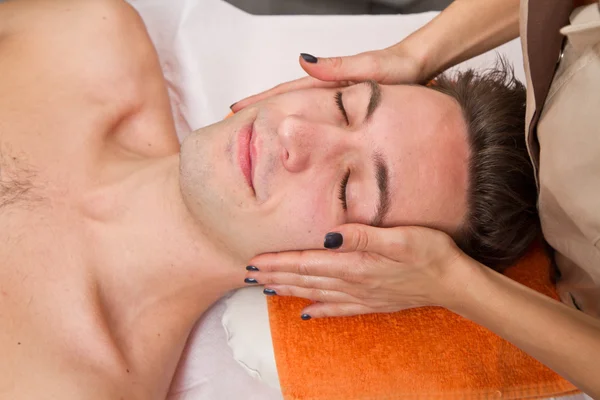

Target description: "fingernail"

left=246, top=265, right=259, bottom=271
left=301, top=314, right=312, bottom=320
left=324, top=232, right=343, bottom=249
left=300, top=53, right=318, bottom=64
left=263, top=288, right=277, bottom=296
left=244, top=278, right=258, bottom=284
left=230, top=102, right=237, bottom=110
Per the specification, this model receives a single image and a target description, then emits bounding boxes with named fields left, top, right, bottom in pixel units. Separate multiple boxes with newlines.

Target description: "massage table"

left=127, top=1, right=591, bottom=399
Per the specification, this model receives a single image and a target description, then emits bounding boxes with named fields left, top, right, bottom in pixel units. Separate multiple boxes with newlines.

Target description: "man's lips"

left=238, top=121, right=256, bottom=194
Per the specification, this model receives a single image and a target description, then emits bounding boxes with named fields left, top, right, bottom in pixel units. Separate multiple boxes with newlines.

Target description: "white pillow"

left=223, top=287, right=279, bottom=389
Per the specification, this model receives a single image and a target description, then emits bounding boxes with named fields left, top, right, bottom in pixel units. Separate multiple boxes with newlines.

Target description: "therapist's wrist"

left=390, top=33, right=439, bottom=83
left=437, top=254, right=488, bottom=313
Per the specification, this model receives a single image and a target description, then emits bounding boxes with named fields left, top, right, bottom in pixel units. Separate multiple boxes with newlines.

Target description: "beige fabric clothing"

left=522, top=0, right=600, bottom=316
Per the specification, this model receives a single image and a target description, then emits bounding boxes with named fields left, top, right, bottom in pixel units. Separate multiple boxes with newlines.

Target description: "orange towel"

left=267, top=244, right=579, bottom=400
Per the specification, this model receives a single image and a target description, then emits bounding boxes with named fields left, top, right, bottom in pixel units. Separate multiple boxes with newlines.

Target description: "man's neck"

left=85, top=155, right=245, bottom=370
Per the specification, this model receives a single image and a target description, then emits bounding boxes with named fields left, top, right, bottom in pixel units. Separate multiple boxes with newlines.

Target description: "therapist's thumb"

left=300, top=50, right=420, bottom=84
left=323, top=224, right=405, bottom=255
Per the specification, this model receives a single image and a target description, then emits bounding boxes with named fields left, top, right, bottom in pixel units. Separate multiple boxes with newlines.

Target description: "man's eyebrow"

left=369, top=152, right=391, bottom=227
left=364, top=80, right=382, bottom=122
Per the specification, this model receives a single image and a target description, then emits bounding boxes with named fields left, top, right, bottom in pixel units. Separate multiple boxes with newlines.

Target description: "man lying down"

left=0, top=0, right=538, bottom=399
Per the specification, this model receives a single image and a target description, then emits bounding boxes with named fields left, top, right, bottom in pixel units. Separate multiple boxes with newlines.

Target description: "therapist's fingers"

left=233, top=47, right=425, bottom=112
left=263, top=285, right=362, bottom=304
left=299, top=49, right=423, bottom=84
left=300, top=302, right=374, bottom=319
left=248, top=225, right=433, bottom=279
left=249, top=249, right=371, bottom=282
left=323, top=224, right=415, bottom=256
left=246, top=271, right=354, bottom=292
left=248, top=224, right=413, bottom=279
left=231, top=76, right=350, bottom=112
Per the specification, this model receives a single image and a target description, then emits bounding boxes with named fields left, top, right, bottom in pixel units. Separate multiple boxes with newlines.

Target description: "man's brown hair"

left=430, top=59, right=540, bottom=271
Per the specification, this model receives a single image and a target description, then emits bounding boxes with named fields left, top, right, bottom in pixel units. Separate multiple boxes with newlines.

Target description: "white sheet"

left=127, top=1, right=530, bottom=399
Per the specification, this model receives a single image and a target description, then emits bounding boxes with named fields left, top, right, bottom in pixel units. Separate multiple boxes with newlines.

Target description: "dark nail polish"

left=244, top=278, right=258, bottom=284
left=230, top=102, right=237, bottom=110
left=263, top=288, right=277, bottom=296
left=324, top=232, right=343, bottom=249
left=300, top=53, right=318, bottom=63
left=301, top=314, right=312, bottom=320
left=246, top=265, right=259, bottom=271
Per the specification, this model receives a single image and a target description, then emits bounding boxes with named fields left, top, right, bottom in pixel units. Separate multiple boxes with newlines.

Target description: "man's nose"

left=277, top=115, right=344, bottom=173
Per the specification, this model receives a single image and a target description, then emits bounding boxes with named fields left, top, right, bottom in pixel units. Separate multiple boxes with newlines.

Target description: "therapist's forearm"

left=397, top=0, right=520, bottom=81
left=445, top=258, right=600, bottom=398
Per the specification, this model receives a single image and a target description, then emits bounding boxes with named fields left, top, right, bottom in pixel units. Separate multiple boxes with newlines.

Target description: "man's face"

left=180, top=83, right=469, bottom=261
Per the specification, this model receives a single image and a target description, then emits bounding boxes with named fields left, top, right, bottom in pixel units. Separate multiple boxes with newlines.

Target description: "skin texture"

left=0, top=1, right=470, bottom=399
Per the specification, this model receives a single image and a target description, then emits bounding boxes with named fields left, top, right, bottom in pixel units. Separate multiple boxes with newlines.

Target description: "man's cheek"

left=278, top=196, right=335, bottom=249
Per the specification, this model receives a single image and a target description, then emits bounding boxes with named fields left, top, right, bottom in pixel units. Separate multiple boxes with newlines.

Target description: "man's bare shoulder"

left=0, top=0, right=150, bottom=112
left=0, top=0, right=178, bottom=156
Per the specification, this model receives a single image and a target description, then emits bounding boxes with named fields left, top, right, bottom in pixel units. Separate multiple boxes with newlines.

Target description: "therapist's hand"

left=244, top=224, right=471, bottom=319
left=230, top=45, right=425, bottom=112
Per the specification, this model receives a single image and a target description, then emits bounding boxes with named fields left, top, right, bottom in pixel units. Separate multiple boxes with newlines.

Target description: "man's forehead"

left=372, top=89, right=469, bottom=232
